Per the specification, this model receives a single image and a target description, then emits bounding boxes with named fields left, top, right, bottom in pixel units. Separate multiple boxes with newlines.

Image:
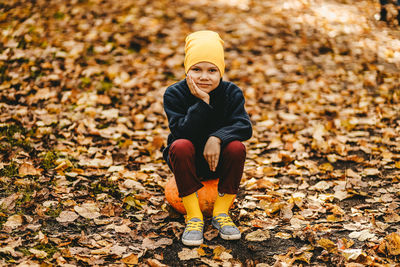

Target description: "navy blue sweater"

left=163, top=79, right=252, bottom=164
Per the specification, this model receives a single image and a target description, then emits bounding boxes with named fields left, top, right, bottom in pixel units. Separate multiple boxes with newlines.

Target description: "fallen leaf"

left=54, top=159, right=74, bottom=172
left=294, top=251, right=313, bottom=264
left=115, top=224, right=131, bottom=233
left=147, top=258, right=168, bottom=267
left=275, top=232, right=292, bottom=239
left=74, top=203, right=101, bottom=219
left=310, top=181, right=331, bottom=191
left=56, top=211, right=79, bottom=223
left=327, top=214, right=343, bottom=222
left=245, top=229, right=270, bottom=241
left=349, top=229, right=376, bottom=241
left=362, top=168, right=380, bottom=176
left=142, top=238, right=173, bottom=250
left=18, top=163, right=41, bottom=176
left=378, top=233, right=400, bottom=256
left=212, top=245, right=232, bottom=261
left=178, top=248, right=200, bottom=261
left=121, top=253, right=138, bottom=265
left=0, top=193, right=21, bottom=212
left=317, top=238, right=336, bottom=252
left=340, top=249, right=365, bottom=261
left=4, top=214, right=23, bottom=229
left=383, top=213, right=400, bottom=223
left=395, top=161, right=400, bottom=169
left=319, top=162, right=334, bottom=172
left=204, top=229, right=219, bottom=241
left=29, top=248, right=48, bottom=259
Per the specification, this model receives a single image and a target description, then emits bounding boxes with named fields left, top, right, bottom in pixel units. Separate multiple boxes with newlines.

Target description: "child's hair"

left=184, top=30, right=225, bottom=76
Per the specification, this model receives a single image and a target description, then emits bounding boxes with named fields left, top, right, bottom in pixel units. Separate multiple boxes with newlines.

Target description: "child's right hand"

left=187, top=74, right=210, bottom=105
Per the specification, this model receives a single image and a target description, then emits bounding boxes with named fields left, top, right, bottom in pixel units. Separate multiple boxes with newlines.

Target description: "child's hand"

left=187, top=74, right=210, bottom=104
left=203, top=136, right=221, bottom=172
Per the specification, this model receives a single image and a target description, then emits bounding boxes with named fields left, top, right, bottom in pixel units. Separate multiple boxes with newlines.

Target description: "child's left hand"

left=203, top=136, right=221, bottom=172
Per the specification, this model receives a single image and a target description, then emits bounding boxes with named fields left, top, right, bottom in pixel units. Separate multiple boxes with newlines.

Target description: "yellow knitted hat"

left=184, top=30, right=225, bottom=76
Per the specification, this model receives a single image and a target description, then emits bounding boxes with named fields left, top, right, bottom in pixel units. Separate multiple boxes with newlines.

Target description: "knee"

left=169, top=139, right=195, bottom=158
left=223, top=141, right=246, bottom=159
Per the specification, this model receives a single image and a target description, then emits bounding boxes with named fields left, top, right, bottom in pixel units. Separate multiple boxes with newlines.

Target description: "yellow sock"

left=182, top=192, right=203, bottom=221
left=213, top=193, right=236, bottom=217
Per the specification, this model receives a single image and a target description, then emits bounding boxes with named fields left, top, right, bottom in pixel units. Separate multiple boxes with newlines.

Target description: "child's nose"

left=200, top=72, right=208, bottom=79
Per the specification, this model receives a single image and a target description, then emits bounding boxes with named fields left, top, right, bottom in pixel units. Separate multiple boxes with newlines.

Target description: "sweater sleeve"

left=164, top=87, right=213, bottom=141
left=209, top=88, right=252, bottom=147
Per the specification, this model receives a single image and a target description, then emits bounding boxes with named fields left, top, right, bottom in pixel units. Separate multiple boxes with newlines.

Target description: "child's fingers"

left=205, top=155, right=214, bottom=171
left=188, top=76, right=198, bottom=95
left=209, top=155, right=218, bottom=172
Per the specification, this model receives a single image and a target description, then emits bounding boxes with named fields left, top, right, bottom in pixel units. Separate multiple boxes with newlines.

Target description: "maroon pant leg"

left=169, top=139, right=246, bottom=197
left=216, top=141, right=246, bottom=195
left=168, top=139, right=203, bottom=197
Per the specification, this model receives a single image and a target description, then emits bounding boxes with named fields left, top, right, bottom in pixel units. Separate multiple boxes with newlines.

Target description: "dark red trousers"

left=168, top=139, right=246, bottom=197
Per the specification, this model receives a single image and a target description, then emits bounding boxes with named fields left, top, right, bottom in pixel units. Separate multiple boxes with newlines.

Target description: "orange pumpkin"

left=165, top=177, right=220, bottom=217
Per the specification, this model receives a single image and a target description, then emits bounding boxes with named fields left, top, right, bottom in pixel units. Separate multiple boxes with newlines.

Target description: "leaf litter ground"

left=1, top=0, right=400, bottom=266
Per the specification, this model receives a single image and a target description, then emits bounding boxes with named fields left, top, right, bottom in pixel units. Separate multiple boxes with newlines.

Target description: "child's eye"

left=209, top=69, right=217, bottom=72
left=192, top=68, right=200, bottom=71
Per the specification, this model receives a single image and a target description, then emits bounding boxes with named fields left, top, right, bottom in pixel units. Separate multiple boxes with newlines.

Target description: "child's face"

left=187, top=62, right=221, bottom=93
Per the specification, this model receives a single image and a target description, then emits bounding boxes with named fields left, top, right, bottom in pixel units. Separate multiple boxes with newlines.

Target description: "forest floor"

left=1, top=0, right=400, bottom=266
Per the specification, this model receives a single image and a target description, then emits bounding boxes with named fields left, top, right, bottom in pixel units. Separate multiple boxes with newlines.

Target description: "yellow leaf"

left=319, top=162, right=333, bottom=172
left=294, top=251, right=313, bottom=264
left=395, top=161, right=400, bottom=169
left=54, top=159, right=73, bottom=171
left=317, top=238, right=336, bottom=252
left=213, top=246, right=224, bottom=257
left=122, top=253, right=139, bottom=265
left=381, top=233, right=400, bottom=256
left=327, top=214, right=343, bottom=222
left=262, top=166, right=278, bottom=177
left=197, top=247, right=206, bottom=256
left=265, top=202, right=283, bottom=215
left=213, top=245, right=231, bottom=258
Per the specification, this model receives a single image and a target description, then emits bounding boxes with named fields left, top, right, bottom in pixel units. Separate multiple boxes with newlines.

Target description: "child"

left=163, top=30, right=252, bottom=246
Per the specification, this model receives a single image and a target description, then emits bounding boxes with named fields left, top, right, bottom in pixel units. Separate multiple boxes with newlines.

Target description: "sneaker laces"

left=185, top=220, right=203, bottom=232
left=215, top=215, right=236, bottom=228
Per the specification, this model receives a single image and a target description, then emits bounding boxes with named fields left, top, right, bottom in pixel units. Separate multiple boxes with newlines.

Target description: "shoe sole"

left=220, top=232, right=241, bottom=240
left=182, top=238, right=203, bottom=246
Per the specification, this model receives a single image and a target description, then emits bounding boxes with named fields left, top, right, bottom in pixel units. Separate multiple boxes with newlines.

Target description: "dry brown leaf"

left=245, top=229, right=270, bottom=242
left=29, top=248, right=48, bottom=259
left=362, top=168, right=380, bottom=176
left=74, top=203, right=101, bottom=219
left=178, top=248, right=200, bottom=261
left=56, top=211, right=79, bottom=223
left=383, top=213, right=400, bottom=223
left=349, top=230, right=376, bottom=242
left=147, top=258, right=168, bottom=267
left=18, top=163, right=41, bottom=176
left=4, top=214, right=23, bottom=229
left=204, top=229, right=219, bottom=241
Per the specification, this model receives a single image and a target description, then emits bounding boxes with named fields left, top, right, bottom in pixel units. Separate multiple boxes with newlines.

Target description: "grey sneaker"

left=182, top=218, right=204, bottom=246
left=212, top=213, right=241, bottom=240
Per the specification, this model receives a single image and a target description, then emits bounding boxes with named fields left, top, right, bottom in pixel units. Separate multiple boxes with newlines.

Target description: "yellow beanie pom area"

left=184, top=30, right=225, bottom=77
